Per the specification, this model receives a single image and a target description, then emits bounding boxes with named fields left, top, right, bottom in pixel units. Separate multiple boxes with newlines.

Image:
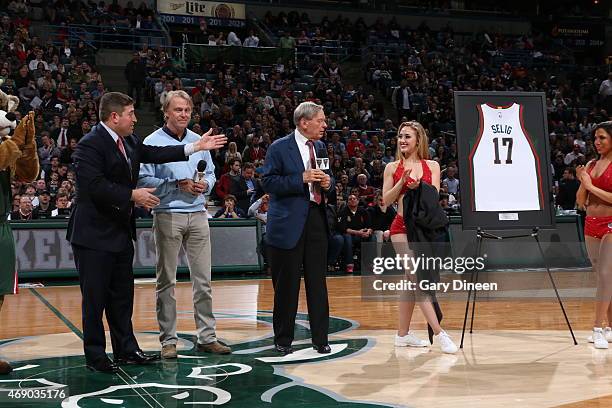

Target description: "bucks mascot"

left=0, top=85, right=39, bottom=374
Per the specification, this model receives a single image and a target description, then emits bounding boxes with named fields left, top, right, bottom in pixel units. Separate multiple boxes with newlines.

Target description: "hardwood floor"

left=0, top=273, right=610, bottom=407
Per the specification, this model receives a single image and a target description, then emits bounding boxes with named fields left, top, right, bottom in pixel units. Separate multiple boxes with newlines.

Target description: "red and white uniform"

left=469, top=103, right=543, bottom=212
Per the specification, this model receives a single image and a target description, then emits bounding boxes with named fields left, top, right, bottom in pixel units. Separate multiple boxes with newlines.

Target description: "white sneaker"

left=395, top=332, right=429, bottom=347
left=434, top=330, right=458, bottom=354
left=592, top=328, right=609, bottom=349
left=588, top=327, right=612, bottom=343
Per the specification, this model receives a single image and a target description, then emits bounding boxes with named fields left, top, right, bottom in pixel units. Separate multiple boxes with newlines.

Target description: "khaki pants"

left=153, top=212, right=216, bottom=346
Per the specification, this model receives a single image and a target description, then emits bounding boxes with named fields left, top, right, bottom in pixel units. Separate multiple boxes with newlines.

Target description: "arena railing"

left=43, top=24, right=170, bottom=51
left=296, top=40, right=358, bottom=64
left=182, top=43, right=296, bottom=69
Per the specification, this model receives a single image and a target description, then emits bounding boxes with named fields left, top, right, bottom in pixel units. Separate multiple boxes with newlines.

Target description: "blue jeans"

left=327, top=234, right=344, bottom=265
left=342, top=234, right=372, bottom=266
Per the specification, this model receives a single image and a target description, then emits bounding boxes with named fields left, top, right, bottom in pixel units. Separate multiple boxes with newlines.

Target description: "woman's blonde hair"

left=228, top=141, right=237, bottom=153
left=395, top=121, right=429, bottom=161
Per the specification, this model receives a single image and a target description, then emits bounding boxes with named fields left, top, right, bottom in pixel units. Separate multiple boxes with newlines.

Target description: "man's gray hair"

left=162, top=90, right=193, bottom=114
left=293, top=101, right=324, bottom=126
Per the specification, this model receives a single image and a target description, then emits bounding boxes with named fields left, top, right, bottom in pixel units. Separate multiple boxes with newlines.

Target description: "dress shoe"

left=313, top=344, right=331, bottom=354
left=196, top=341, right=232, bottom=355
left=0, top=359, right=13, bottom=374
left=86, top=357, right=118, bottom=373
left=115, top=350, right=160, bottom=365
left=275, top=344, right=294, bottom=355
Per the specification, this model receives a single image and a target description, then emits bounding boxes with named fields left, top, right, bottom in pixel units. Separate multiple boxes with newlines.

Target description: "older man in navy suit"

left=67, top=92, right=226, bottom=373
left=262, top=101, right=334, bottom=355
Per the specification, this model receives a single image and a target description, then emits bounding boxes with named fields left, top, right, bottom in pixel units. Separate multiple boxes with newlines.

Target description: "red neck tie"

left=306, top=140, right=322, bottom=205
left=117, top=136, right=128, bottom=161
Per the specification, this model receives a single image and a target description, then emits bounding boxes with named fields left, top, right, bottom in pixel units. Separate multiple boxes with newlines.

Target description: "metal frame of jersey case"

left=454, top=91, right=555, bottom=230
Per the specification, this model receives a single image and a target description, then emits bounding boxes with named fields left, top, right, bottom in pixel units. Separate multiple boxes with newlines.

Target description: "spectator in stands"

left=249, top=193, right=269, bottom=260
left=23, top=184, right=39, bottom=207
left=50, top=192, right=71, bottom=218
left=243, top=30, right=259, bottom=47
left=248, top=193, right=268, bottom=226
left=392, top=81, right=413, bottom=122
left=28, top=50, right=48, bottom=72
left=215, top=158, right=241, bottom=201
left=33, top=190, right=54, bottom=219
left=9, top=195, right=34, bottom=220
left=599, top=72, right=612, bottom=115
left=279, top=31, right=296, bottom=49
left=17, top=79, right=38, bottom=106
left=213, top=194, right=244, bottom=218
left=60, top=137, right=78, bottom=165
left=33, top=179, right=46, bottom=196
left=564, top=143, right=585, bottom=166
left=368, top=191, right=395, bottom=244
left=348, top=157, right=370, bottom=183
left=242, top=134, right=266, bottom=163
left=346, top=132, right=365, bottom=158
left=238, top=162, right=257, bottom=211
left=124, top=52, right=146, bottom=108
left=224, top=141, right=241, bottom=169
left=339, top=193, right=372, bottom=273
left=356, top=173, right=375, bottom=204
left=442, top=165, right=459, bottom=196
left=52, top=117, right=74, bottom=149
left=227, top=32, right=242, bottom=46
left=556, top=167, right=580, bottom=210
left=37, top=132, right=60, bottom=172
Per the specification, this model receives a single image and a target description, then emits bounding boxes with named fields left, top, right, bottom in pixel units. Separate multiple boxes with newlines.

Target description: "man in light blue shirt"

left=138, top=90, right=231, bottom=359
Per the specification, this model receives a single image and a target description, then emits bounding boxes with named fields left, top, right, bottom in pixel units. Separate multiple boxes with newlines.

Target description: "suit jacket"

left=66, top=124, right=187, bottom=252
left=262, top=132, right=335, bottom=249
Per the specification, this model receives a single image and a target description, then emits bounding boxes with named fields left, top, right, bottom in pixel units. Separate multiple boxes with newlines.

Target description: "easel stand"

left=460, top=227, right=577, bottom=348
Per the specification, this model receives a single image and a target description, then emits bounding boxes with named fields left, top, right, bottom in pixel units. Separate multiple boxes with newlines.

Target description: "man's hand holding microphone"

left=179, top=160, right=208, bottom=196
left=303, top=169, right=331, bottom=190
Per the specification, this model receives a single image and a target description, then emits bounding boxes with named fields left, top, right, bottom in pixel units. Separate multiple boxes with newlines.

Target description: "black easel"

left=459, top=227, right=577, bottom=348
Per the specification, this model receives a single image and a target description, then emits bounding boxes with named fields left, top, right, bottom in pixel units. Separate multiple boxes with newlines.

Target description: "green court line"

left=29, top=288, right=84, bottom=340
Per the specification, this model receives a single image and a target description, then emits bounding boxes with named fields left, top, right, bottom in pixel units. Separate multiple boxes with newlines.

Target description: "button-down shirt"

left=295, top=128, right=318, bottom=202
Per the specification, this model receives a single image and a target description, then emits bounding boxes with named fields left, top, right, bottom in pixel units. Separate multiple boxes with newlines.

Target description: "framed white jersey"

left=469, top=103, right=544, bottom=212
left=454, top=92, right=554, bottom=230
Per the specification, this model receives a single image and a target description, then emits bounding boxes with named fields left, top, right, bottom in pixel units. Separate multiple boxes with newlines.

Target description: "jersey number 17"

left=493, top=137, right=513, bottom=164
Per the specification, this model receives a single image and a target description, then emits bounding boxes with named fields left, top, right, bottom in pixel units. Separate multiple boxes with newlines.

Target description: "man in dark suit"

left=67, top=92, right=226, bottom=373
left=51, top=117, right=80, bottom=149
left=262, top=101, right=334, bottom=355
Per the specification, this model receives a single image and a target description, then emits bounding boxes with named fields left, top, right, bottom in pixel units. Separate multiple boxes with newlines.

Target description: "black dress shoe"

left=115, top=350, right=160, bottom=365
left=313, top=344, right=331, bottom=354
left=86, top=357, right=119, bottom=373
left=0, top=359, right=12, bottom=374
left=274, top=344, right=294, bottom=355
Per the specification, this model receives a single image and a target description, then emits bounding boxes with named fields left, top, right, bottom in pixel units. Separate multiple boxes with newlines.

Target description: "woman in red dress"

left=382, top=121, right=457, bottom=354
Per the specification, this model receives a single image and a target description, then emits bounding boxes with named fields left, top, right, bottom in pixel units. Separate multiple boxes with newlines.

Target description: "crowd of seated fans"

left=2, top=9, right=611, bottom=272
left=2, top=4, right=109, bottom=220
left=41, top=0, right=156, bottom=30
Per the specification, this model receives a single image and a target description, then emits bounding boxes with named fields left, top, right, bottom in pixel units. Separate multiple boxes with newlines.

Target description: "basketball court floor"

left=1, top=273, right=611, bottom=407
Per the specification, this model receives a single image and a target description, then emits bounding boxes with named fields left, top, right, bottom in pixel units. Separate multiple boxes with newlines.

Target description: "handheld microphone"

left=316, top=148, right=330, bottom=170
left=194, top=160, right=207, bottom=182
